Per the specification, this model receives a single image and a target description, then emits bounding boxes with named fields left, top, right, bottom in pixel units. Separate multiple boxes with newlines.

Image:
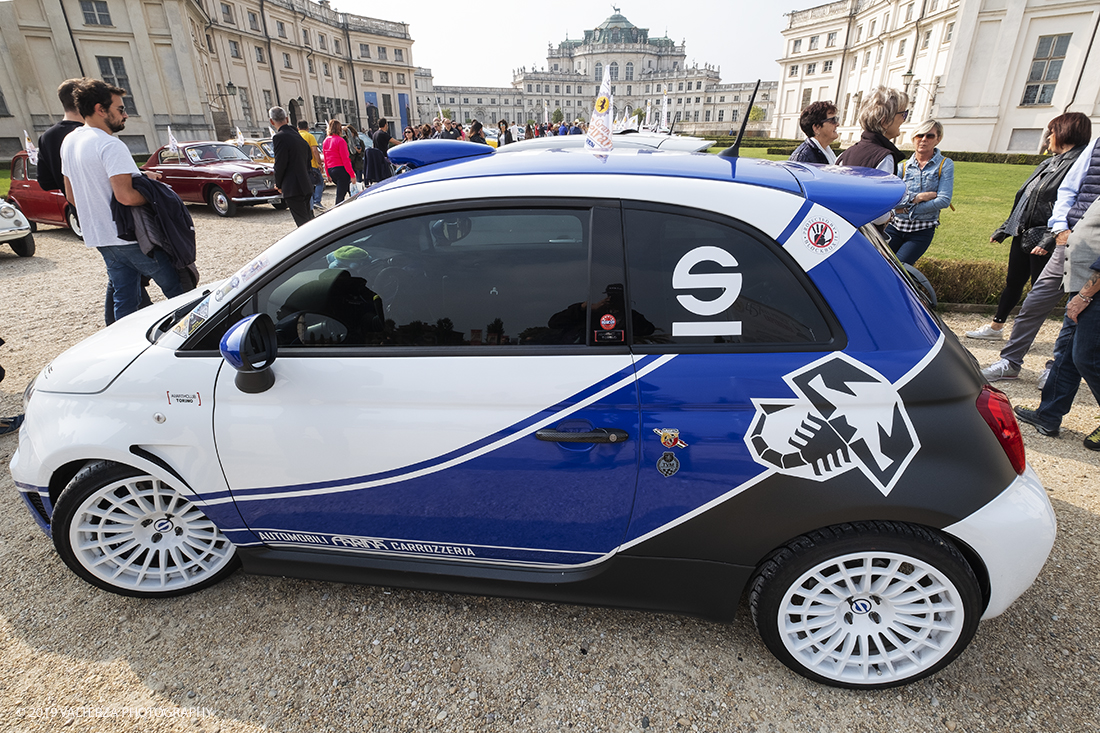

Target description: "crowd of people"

left=790, top=86, right=1099, bottom=452
left=3, top=78, right=1098, bottom=453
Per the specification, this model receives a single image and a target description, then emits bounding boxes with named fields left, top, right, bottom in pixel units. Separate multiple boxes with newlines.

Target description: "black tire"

left=207, top=186, right=237, bottom=217
left=749, top=521, right=982, bottom=689
left=10, top=233, right=35, bottom=257
left=272, top=200, right=289, bottom=210
left=65, top=206, right=83, bottom=239
left=51, top=460, right=240, bottom=598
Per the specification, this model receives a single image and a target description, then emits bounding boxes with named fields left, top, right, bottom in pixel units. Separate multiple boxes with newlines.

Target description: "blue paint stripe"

left=776, top=198, right=814, bottom=244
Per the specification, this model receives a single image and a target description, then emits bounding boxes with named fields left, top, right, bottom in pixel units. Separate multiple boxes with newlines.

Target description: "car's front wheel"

left=207, top=186, right=237, bottom=217
left=749, top=521, right=982, bottom=689
left=9, top=232, right=35, bottom=257
left=52, top=461, right=239, bottom=597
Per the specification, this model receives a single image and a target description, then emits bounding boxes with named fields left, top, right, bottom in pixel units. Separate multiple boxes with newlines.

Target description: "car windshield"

left=185, top=144, right=250, bottom=164
left=260, top=141, right=274, bottom=157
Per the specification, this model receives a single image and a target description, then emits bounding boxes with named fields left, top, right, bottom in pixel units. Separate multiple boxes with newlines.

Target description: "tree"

left=632, top=108, right=646, bottom=126
left=440, top=108, right=453, bottom=121
left=551, top=108, right=565, bottom=124
left=748, top=105, right=766, bottom=122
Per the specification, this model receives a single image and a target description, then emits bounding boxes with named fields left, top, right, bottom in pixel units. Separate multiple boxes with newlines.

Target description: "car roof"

left=387, top=141, right=903, bottom=227
left=500, top=131, right=714, bottom=154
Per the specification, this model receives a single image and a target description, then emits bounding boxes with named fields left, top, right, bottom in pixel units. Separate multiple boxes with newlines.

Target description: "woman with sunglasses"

left=837, top=86, right=910, bottom=174
left=790, top=101, right=839, bottom=164
left=402, top=126, right=416, bottom=143
left=886, top=119, right=954, bottom=265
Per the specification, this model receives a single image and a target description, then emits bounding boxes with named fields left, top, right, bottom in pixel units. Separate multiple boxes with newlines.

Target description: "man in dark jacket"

left=270, top=106, right=313, bottom=227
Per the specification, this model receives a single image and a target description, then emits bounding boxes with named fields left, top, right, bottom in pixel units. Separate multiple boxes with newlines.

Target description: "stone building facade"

left=774, top=0, right=1100, bottom=152
left=413, top=12, right=776, bottom=136
left=0, top=0, right=416, bottom=155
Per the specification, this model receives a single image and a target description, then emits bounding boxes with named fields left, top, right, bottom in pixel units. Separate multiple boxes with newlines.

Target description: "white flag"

left=23, top=130, right=38, bottom=165
left=585, top=73, right=613, bottom=154
left=167, top=126, right=179, bottom=153
left=645, top=99, right=652, bottom=129
left=661, top=95, right=669, bottom=130
left=236, top=126, right=245, bottom=145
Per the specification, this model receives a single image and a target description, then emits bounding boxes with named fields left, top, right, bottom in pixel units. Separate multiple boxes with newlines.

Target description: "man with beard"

left=62, top=79, right=186, bottom=322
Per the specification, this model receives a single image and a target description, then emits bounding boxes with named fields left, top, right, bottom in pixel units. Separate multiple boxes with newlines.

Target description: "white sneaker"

left=981, top=358, right=1020, bottom=381
left=1037, top=366, right=1050, bottom=390
left=966, top=324, right=1004, bottom=340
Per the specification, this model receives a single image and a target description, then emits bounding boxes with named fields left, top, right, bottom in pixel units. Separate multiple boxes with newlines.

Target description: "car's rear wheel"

left=207, top=186, right=237, bottom=217
left=65, top=206, right=83, bottom=239
left=10, top=233, right=35, bottom=257
left=749, top=521, right=982, bottom=689
left=52, top=461, right=239, bottom=597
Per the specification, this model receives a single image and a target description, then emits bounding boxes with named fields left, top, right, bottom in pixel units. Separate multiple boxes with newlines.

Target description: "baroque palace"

left=416, top=11, right=776, bottom=136
left=774, top=0, right=1100, bottom=153
left=0, top=0, right=416, bottom=154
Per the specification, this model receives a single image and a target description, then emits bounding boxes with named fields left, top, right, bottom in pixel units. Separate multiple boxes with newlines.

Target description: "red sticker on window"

left=600, top=314, right=617, bottom=330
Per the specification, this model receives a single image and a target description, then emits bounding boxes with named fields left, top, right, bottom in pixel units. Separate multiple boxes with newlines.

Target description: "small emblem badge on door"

left=654, top=428, right=688, bottom=449
left=656, top=451, right=680, bottom=477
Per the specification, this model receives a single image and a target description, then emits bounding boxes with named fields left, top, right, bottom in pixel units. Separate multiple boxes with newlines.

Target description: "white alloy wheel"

left=777, top=551, right=965, bottom=685
left=53, top=462, right=238, bottom=597
left=750, top=522, right=982, bottom=689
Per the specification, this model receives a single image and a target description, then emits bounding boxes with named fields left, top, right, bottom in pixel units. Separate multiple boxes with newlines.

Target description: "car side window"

left=624, top=206, right=834, bottom=347
left=12, top=159, right=25, bottom=181
left=253, top=208, right=592, bottom=348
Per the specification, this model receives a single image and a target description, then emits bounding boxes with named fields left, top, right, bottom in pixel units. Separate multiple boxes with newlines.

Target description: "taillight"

left=976, top=385, right=1026, bottom=474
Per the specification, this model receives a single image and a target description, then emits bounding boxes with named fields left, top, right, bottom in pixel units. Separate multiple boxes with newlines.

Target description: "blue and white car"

left=10, top=141, right=1055, bottom=689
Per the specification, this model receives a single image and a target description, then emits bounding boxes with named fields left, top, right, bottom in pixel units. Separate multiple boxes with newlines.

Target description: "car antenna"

left=719, top=79, right=761, bottom=158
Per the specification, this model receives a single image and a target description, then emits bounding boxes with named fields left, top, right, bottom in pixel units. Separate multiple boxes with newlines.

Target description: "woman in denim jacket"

left=886, top=119, right=954, bottom=265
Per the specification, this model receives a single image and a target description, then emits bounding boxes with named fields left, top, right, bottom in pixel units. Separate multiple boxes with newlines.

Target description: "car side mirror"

left=220, top=313, right=278, bottom=393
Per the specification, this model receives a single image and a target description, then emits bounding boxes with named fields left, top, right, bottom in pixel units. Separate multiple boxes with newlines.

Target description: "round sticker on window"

left=600, top=314, right=617, bottom=330
left=806, top=220, right=835, bottom=249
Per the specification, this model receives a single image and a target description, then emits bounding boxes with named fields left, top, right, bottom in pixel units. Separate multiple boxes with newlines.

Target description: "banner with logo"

left=167, top=126, right=179, bottom=153
left=585, top=74, right=613, bottom=153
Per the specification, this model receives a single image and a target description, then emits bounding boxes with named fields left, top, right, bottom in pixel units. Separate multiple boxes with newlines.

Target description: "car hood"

left=191, top=161, right=274, bottom=175
left=35, top=297, right=185, bottom=395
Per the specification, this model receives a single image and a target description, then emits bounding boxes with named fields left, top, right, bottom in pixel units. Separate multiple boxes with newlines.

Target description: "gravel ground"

left=1, top=200, right=1099, bottom=733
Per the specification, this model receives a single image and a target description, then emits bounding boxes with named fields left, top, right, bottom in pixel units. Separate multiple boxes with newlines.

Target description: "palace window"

left=823, top=60, right=833, bottom=73
left=806, top=63, right=817, bottom=75
left=283, top=53, right=291, bottom=69
left=1023, top=34, right=1071, bottom=105
left=718, top=109, right=724, bottom=122
left=625, top=62, right=633, bottom=80
left=792, top=39, right=802, bottom=53
left=397, top=73, right=406, bottom=85
left=220, top=2, right=233, bottom=24
left=255, top=46, right=265, bottom=63
left=789, top=65, right=799, bottom=77
left=360, top=44, right=370, bottom=58
left=362, top=69, right=372, bottom=81
left=318, top=34, right=326, bottom=50
left=276, top=20, right=286, bottom=38
left=395, top=49, right=404, bottom=62
left=307, top=58, right=314, bottom=73
left=380, top=71, right=389, bottom=83
left=323, top=62, right=330, bottom=77
left=809, top=35, right=819, bottom=50
left=897, top=39, right=906, bottom=57
left=81, top=0, right=112, bottom=25
left=97, top=56, right=137, bottom=114
left=378, top=47, right=387, bottom=60
left=247, top=11, right=258, bottom=30
left=827, top=31, right=837, bottom=47
left=595, top=63, right=603, bottom=82
left=228, top=40, right=241, bottom=58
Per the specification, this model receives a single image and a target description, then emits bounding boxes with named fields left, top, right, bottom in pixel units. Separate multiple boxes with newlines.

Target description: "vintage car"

left=0, top=199, right=34, bottom=256
left=229, top=137, right=275, bottom=165
left=12, top=141, right=1055, bottom=689
left=142, top=141, right=283, bottom=217
left=5, top=151, right=82, bottom=238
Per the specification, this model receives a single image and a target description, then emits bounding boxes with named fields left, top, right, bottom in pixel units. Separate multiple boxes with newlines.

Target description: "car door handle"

left=535, top=428, right=630, bottom=444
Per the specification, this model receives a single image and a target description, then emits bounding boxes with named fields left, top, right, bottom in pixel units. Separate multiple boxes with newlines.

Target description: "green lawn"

left=2, top=152, right=1035, bottom=266
left=714, top=148, right=1035, bottom=264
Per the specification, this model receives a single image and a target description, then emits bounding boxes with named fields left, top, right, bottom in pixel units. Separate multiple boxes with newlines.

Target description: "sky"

left=338, top=1, right=825, bottom=89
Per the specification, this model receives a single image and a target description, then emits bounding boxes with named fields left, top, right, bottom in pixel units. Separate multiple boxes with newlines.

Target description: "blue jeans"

left=886, top=224, right=937, bottom=265
left=1033, top=295, right=1100, bottom=429
left=309, top=168, right=324, bottom=208
left=99, top=244, right=186, bottom=322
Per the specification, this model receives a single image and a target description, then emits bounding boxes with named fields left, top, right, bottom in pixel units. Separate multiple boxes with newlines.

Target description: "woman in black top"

left=967, top=112, right=1093, bottom=339
left=469, top=120, right=488, bottom=145
left=497, top=119, right=514, bottom=146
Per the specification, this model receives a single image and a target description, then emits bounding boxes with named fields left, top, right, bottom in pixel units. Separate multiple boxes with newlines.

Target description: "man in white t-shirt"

left=62, top=79, right=185, bottom=322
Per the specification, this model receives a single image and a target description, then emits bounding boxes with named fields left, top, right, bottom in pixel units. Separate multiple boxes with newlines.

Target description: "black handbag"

left=1020, top=226, right=1050, bottom=253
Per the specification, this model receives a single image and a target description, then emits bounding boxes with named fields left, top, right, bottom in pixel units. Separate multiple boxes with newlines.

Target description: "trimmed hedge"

left=918, top=255, right=1068, bottom=308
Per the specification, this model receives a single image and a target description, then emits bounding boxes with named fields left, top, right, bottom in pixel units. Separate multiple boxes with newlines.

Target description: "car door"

left=9, top=155, right=61, bottom=225
left=211, top=203, right=643, bottom=568
left=616, top=203, right=845, bottom=555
